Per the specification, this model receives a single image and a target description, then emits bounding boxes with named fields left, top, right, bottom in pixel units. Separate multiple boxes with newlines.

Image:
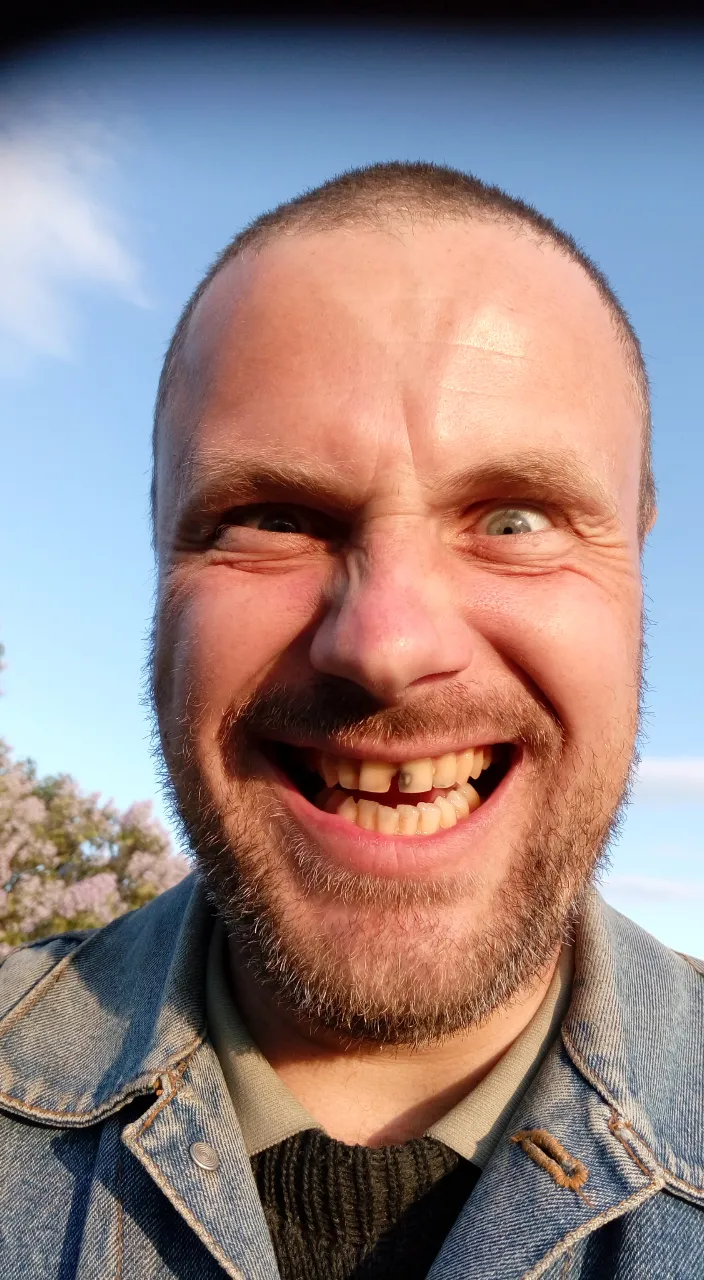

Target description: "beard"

left=155, top=672, right=636, bottom=1048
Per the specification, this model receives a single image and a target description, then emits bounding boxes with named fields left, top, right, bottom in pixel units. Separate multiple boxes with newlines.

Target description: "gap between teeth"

left=319, top=783, right=482, bottom=835
left=319, top=746, right=493, bottom=794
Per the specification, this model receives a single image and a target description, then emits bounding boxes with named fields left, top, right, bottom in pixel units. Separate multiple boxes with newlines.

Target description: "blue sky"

left=1, top=28, right=703, bottom=951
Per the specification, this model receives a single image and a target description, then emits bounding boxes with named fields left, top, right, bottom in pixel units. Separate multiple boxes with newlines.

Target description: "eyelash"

left=209, top=500, right=558, bottom=547
left=213, top=505, right=340, bottom=543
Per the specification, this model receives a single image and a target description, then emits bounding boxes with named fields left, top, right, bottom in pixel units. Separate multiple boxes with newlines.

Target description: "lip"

left=255, top=742, right=523, bottom=880
left=255, top=731, right=508, bottom=763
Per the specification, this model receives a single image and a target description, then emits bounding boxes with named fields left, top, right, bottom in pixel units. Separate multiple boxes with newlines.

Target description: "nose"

left=309, top=520, right=475, bottom=703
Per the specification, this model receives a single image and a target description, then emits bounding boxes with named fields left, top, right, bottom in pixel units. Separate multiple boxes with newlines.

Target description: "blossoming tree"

left=0, top=732, right=190, bottom=956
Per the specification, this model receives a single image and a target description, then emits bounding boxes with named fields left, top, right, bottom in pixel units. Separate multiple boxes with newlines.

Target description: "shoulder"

left=0, top=930, right=94, bottom=1021
left=0, top=873, right=200, bottom=1011
left=599, top=894, right=704, bottom=1003
left=577, top=891, right=704, bottom=1047
left=565, top=892, right=704, bottom=1193
left=0, top=873, right=209, bottom=1124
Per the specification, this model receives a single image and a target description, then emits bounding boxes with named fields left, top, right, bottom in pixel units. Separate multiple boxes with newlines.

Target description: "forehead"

left=158, top=219, right=641, bottom=523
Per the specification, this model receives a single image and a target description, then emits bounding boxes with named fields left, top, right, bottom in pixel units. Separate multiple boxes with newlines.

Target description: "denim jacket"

left=0, top=873, right=702, bottom=1279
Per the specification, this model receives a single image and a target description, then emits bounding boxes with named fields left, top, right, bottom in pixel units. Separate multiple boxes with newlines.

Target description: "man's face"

left=153, top=219, right=644, bottom=1043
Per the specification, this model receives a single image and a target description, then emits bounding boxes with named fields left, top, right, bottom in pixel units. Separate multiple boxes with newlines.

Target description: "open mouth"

left=264, top=742, right=513, bottom=836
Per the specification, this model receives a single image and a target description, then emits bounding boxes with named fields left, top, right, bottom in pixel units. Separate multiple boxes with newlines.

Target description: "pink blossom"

left=61, top=873, right=122, bottom=926
left=0, top=736, right=189, bottom=951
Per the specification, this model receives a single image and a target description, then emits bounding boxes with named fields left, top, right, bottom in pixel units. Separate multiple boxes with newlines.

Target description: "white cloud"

left=0, top=113, right=144, bottom=366
left=633, top=758, right=704, bottom=803
left=602, top=875, right=704, bottom=904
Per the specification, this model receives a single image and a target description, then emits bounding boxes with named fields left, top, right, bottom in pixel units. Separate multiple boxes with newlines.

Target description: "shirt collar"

left=206, top=917, right=320, bottom=1156
left=206, top=913, right=574, bottom=1165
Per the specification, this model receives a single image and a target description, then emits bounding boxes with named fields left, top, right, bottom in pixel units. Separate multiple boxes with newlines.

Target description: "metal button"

left=189, top=1140, right=220, bottom=1171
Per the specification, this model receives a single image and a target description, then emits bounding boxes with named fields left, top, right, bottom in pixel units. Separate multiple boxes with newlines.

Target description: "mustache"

left=219, top=675, right=562, bottom=757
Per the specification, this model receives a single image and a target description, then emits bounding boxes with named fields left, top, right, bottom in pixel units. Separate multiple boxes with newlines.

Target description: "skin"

left=154, top=219, right=648, bottom=1145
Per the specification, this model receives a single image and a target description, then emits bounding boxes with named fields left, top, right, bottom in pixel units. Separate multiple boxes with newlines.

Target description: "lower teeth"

left=318, top=783, right=481, bottom=835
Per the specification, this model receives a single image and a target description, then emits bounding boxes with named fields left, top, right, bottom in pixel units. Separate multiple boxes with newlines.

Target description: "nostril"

left=309, top=593, right=472, bottom=702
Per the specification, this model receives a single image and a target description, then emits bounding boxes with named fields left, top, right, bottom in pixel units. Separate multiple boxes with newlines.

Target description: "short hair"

left=153, top=160, right=655, bottom=541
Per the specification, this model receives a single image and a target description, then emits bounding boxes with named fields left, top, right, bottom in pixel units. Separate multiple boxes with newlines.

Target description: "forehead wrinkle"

left=383, top=336, right=528, bottom=359
left=450, top=343, right=526, bottom=361
left=437, top=381, right=524, bottom=400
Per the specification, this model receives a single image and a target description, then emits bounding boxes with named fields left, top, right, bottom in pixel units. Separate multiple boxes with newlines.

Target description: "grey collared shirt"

left=206, top=920, right=573, bottom=1167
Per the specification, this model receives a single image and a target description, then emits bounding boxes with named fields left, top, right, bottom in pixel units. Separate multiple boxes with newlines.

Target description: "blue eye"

left=481, top=507, right=552, bottom=536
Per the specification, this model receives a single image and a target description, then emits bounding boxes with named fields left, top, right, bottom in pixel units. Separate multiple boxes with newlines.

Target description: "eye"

left=478, top=506, right=553, bottom=536
left=240, top=507, right=308, bottom=534
left=214, top=504, right=333, bottom=542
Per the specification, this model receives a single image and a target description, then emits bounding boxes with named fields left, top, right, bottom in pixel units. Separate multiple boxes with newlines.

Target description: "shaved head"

left=152, top=160, right=654, bottom=545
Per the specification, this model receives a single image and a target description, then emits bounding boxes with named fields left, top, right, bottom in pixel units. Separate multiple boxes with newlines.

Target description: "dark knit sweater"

left=251, top=1129, right=481, bottom=1280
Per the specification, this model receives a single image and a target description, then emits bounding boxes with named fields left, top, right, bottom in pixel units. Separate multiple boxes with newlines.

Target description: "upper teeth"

left=319, top=746, right=492, bottom=794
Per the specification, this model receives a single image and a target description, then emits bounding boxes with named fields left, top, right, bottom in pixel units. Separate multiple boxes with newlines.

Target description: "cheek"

left=467, top=570, right=642, bottom=745
left=163, top=565, right=326, bottom=729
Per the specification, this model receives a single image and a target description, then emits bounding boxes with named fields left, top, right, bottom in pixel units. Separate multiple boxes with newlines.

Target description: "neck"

left=227, top=942, right=563, bottom=1147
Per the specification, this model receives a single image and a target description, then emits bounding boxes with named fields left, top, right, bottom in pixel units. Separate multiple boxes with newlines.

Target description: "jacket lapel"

left=428, top=1035, right=663, bottom=1279
left=122, top=1038, right=280, bottom=1280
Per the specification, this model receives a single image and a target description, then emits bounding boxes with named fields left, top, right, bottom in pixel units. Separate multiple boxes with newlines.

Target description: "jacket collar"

left=562, top=886, right=704, bottom=1196
left=0, top=872, right=701, bottom=1194
left=0, top=873, right=212, bottom=1123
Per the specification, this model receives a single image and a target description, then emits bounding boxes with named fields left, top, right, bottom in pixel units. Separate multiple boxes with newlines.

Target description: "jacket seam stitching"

left=608, top=1112, right=653, bottom=1180
left=137, top=1074, right=181, bottom=1136
left=135, top=1046, right=199, bottom=1139
left=123, top=1133, right=245, bottom=1280
left=0, top=1034, right=204, bottom=1124
left=0, top=947, right=85, bottom=1040
left=562, top=1027, right=704, bottom=1194
left=610, top=1114, right=704, bottom=1197
left=0, top=1084, right=156, bottom=1122
left=521, top=1180, right=664, bottom=1280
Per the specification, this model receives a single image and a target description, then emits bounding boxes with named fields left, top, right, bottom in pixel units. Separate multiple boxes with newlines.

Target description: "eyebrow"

left=428, top=450, right=617, bottom=517
left=172, top=444, right=616, bottom=527
left=172, top=452, right=362, bottom=524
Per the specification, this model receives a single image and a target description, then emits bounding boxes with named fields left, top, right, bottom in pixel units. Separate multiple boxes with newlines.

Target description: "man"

left=1, top=161, right=702, bottom=1280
